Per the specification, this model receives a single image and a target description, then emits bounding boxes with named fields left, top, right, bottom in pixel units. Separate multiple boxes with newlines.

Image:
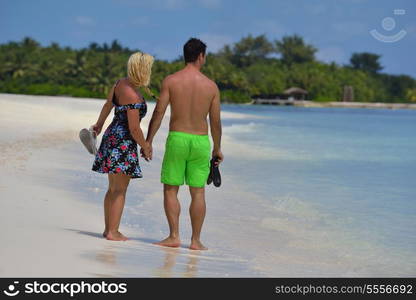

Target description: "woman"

left=91, top=52, right=154, bottom=241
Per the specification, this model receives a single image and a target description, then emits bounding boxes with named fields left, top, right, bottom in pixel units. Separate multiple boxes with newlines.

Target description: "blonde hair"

left=127, top=52, right=154, bottom=95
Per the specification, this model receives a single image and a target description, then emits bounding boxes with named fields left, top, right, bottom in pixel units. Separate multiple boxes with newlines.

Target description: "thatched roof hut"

left=283, top=87, right=308, bottom=100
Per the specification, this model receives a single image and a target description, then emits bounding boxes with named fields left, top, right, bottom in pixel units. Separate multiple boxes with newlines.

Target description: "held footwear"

left=79, top=127, right=97, bottom=155
left=207, top=157, right=221, bottom=187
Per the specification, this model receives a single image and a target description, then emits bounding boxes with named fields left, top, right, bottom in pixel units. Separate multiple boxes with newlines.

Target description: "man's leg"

left=189, top=186, right=208, bottom=250
left=155, top=184, right=181, bottom=247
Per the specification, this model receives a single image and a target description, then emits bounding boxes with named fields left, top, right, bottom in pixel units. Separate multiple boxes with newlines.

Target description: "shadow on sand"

left=64, top=228, right=190, bottom=248
left=64, top=228, right=202, bottom=277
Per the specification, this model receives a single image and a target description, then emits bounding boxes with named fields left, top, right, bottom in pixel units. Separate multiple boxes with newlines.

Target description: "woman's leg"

left=103, top=175, right=114, bottom=237
left=106, top=173, right=131, bottom=241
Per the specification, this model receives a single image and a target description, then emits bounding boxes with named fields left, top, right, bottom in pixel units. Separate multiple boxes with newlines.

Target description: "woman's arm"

left=92, top=84, right=116, bottom=135
left=127, top=108, right=151, bottom=160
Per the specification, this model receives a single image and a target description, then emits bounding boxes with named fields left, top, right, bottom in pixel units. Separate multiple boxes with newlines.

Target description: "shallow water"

left=58, top=102, right=416, bottom=277
left=219, top=105, right=416, bottom=276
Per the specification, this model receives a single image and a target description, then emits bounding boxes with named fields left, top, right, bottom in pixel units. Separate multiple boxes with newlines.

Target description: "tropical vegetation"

left=0, top=35, right=415, bottom=103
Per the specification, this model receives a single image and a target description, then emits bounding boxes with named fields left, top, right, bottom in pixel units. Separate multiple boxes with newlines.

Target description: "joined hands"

left=140, top=142, right=152, bottom=162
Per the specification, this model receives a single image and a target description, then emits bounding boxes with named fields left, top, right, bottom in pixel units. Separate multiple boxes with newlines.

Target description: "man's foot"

left=189, top=239, right=208, bottom=250
left=106, top=231, right=128, bottom=241
left=154, top=236, right=181, bottom=248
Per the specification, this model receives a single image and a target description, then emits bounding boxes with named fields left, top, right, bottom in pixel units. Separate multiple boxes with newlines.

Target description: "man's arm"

left=92, top=84, right=115, bottom=135
left=146, top=77, right=171, bottom=145
left=209, top=86, right=224, bottom=163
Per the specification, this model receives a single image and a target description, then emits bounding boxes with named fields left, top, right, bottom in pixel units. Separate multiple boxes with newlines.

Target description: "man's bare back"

left=166, top=66, right=218, bottom=135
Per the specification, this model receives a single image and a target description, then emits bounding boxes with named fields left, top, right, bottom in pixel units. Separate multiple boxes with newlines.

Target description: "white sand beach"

left=0, top=93, right=260, bottom=277
left=0, top=93, right=414, bottom=277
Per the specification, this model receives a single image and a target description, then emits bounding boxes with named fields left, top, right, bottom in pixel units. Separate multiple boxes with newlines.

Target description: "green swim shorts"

left=161, top=131, right=211, bottom=188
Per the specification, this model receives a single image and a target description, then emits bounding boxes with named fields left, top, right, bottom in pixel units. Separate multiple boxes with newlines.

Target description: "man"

left=145, top=38, right=223, bottom=250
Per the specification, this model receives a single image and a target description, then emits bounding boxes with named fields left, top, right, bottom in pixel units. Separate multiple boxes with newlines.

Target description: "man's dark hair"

left=183, top=38, right=207, bottom=63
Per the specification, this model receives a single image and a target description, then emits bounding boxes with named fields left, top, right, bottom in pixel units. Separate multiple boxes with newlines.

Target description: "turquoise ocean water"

left=76, top=102, right=415, bottom=276
left=220, top=105, right=415, bottom=275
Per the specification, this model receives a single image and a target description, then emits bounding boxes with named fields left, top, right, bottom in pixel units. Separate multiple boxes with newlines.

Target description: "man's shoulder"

left=162, top=71, right=183, bottom=86
left=162, top=73, right=175, bottom=83
left=199, top=73, right=218, bottom=90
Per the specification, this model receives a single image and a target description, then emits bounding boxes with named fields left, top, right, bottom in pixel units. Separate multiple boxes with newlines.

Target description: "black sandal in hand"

left=207, top=157, right=221, bottom=187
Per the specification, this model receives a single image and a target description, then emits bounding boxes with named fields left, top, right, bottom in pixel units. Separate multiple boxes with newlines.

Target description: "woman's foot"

left=106, top=231, right=128, bottom=241
left=154, top=236, right=181, bottom=248
left=189, top=239, right=208, bottom=250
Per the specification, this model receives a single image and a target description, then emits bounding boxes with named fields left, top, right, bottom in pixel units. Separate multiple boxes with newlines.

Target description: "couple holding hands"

left=87, top=38, right=222, bottom=250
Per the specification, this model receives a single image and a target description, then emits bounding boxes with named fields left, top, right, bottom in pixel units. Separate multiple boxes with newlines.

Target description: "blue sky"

left=1, top=0, right=415, bottom=77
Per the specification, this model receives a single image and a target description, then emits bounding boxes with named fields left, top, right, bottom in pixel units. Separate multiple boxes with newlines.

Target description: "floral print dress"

left=92, top=82, right=147, bottom=178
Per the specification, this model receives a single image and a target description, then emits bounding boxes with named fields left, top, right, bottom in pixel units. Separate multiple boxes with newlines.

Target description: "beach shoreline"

left=3, top=93, right=416, bottom=110
left=1, top=93, right=414, bottom=277
left=250, top=99, right=416, bottom=109
left=293, top=100, right=416, bottom=109
left=0, top=93, right=260, bottom=277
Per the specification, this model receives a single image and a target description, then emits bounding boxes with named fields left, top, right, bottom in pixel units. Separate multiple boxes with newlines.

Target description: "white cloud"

left=75, top=16, right=95, bottom=26
left=198, top=33, right=233, bottom=53
left=316, top=46, right=347, bottom=63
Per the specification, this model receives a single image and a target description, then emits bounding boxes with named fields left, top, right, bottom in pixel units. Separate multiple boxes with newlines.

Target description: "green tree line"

left=1, top=36, right=415, bottom=103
